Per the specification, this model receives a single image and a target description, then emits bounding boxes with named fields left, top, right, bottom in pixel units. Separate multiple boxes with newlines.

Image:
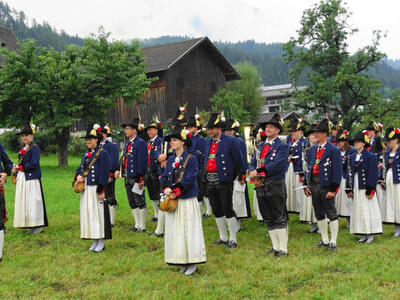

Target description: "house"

left=0, top=27, right=18, bottom=66
left=106, top=37, right=240, bottom=125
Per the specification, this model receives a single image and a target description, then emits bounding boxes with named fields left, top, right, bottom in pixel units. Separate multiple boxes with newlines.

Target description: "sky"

left=4, top=0, right=400, bottom=59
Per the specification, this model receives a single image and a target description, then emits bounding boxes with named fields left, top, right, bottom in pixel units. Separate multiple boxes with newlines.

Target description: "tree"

left=0, top=28, right=153, bottom=167
left=283, top=0, right=400, bottom=129
left=210, top=61, right=263, bottom=123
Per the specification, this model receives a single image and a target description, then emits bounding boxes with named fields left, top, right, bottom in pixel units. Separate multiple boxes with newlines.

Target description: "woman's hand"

left=98, top=191, right=105, bottom=201
left=164, top=187, right=172, bottom=196
left=169, top=193, right=176, bottom=199
left=77, top=175, right=85, bottom=182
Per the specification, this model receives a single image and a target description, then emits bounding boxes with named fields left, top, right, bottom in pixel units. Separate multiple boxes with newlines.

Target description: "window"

left=269, top=105, right=280, bottom=112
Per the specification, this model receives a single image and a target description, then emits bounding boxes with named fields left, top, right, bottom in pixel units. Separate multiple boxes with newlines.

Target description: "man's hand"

left=114, top=171, right=121, bottom=178
left=161, top=161, right=167, bottom=169
left=239, top=179, right=245, bottom=185
left=138, top=181, right=144, bottom=189
left=164, top=187, right=172, bottom=196
left=158, top=154, right=167, bottom=163
left=253, top=178, right=264, bottom=188
left=326, top=191, right=335, bottom=199
left=346, top=192, right=353, bottom=199
left=98, top=192, right=105, bottom=201
left=249, top=170, right=258, bottom=178
left=304, top=187, right=312, bottom=196
left=380, top=182, right=386, bottom=190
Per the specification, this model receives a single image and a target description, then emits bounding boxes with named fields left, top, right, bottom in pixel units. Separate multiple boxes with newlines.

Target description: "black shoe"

left=226, top=241, right=238, bottom=248
left=203, top=214, right=210, bottom=218
left=126, top=226, right=139, bottom=232
left=316, top=240, right=329, bottom=248
left=328, top=243, right=337, bottom=251
left=213, top=239, right=228, bottom=245
left=308, top=227, right=318, bottom=234
left=139, top=229, right=147, bottom=233
left=148, top=232, right=164, bottom=238
left=266, top=248, right=277, bottom=255
left=275, top=250, right=288, bottom=257
left=150, top=217, right=158, bottom=222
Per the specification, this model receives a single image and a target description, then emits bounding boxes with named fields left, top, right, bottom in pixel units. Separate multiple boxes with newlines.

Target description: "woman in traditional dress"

left=346, top=131, right=382, bottom=243
left=161, top=127, right=206, bottom=276
left=75, top=126, right=111, bottom=252
left=13, top=125, right=48, bottom=234
left=0, top=142, right=12, bottom=262
left=335, top=129, right=354, bottom=229
left=382, top=127, right=400, bottom=236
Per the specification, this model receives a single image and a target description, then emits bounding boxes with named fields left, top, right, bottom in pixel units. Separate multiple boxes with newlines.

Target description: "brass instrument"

left=243, top=124, right=255, bottom=163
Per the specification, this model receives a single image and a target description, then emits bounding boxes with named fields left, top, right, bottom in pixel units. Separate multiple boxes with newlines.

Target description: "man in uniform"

left=115, top=118, right=148, bottom=232
left=249, top=112, right=289, bottom=257
left=304, top=119, right=342, bottom=251
left=204, top=112, right=244, bottom=248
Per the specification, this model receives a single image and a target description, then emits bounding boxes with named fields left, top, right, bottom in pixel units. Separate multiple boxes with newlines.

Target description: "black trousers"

left=145, top=170, right=161, bottom=201
left=255, top=178, right=288, bottom=230
left=125, top=177, right=146, bottom=209
left=105, top=178, right=117, bottom=206
left=205, top=181, right=235, bottom=218
left=197, top=169, right=205, bottom=202
left=0, top=193, right=5, bottom=230
left=309, top=177, right=338, bottom=221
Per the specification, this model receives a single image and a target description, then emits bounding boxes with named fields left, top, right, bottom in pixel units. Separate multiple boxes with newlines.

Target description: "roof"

left=141, top=37, right=240, bottom=81
left=0, top=27, right=18, bottom=66
left=260, top=84, right=307, bottom=98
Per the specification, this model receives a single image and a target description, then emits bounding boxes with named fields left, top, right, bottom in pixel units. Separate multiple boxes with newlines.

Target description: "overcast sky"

left=5, top=0, right=400, bottom=59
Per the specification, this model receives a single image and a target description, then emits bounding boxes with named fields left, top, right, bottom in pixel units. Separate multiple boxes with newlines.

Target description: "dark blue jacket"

left=288, top=137, right=307, bottom=173
left=76, top=146, right=111, bottom=189
left=20, top=143, right=41, bottom=180
left=0, top=143, right=12, bottom=175
left=122, top=136, right=148, bottom=180
left=100, top=140, right=120, bottom=173
left=188, top=133, right=207, bottom=170
left=385, top=147, right=400, bottom=184
left=147, top=136, right=162, bottom=173
left=346, top=149, right=378, bottom=194
left=341, top=148, right=356, bottom=180
left=203, top=134, right=244, bottom=182
left=248, top=137, right=289, bottom=180
left=161, top=151, right=198, bottom=199
left=306, top=142, right=342, bottom=191
left=237, top=137, right=248, bottom=179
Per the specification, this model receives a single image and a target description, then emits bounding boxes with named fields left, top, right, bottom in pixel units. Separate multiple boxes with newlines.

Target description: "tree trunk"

left=56, top=127, right=70, bottom=168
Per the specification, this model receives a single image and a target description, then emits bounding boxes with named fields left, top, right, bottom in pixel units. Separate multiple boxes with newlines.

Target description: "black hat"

left=314, top=118, right=331, bottom=134
left=351, top=130, right=370, bottom=146
left=224, top=119, right=240, bottom=132
left=16, top=124, right=36, bottom=136
left=121, top=117, right=144, bottom=131
left=366, top=121, right=378, bottom=132
left=187, top=114, right=202, bottom=128
left=145, top=117, right=163, bottom=130
left=289, top=118, right=305, bottom=132
left=336, top=129, right=350, bottom=142
left=376, top=122, right=384, bottom=132
left=304, top=123, right=317, bottom=137
left=260, top=112, right=283, bottom=132
left=172, top=106, right=187, bottom=125
left=82, top=125, right=102, bottom=140
left=206, top=112, right=225, bottom=129
left=165, top=127, right=192, bottom=148
left=385, top=127, right=400, bottom=141
left=96, top=124, right=111, bottom=136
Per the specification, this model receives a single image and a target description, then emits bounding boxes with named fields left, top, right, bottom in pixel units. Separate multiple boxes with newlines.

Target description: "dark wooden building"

left=0, top=27, right=18, bottom=66
left=107, top=37, right=240, bottom=125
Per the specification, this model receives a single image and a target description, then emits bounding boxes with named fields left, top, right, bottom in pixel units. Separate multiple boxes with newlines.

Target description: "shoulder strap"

left=17, top=144, right=37, bottom=165
left=176, top=153, right=192, bottom=182
left=82, top=148, right=104, bottom=177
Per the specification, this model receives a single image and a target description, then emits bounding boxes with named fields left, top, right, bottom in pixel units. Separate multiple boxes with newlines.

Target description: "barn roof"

left=0, top=27, right=18, bottom=66
left=141, top=37, right=240, bottom=81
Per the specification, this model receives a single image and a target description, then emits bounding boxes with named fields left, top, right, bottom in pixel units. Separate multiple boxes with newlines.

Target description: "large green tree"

left=210, top=61, right=263, bottom=123
left=0, top=28, right=153, bottom=167
left=283, top=0, right=400, bottom=129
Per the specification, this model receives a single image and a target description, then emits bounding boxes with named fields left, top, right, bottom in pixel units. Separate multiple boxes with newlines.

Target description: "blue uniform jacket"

left=346, top=149, right=378, bottom=194
left=76, top=146, right=111, bottom=189
left=248, top=137, right=289, bottom=180
left=237, top=137, right=248, bottom=179
left=188, top=133, right=207, bottom=170
left=203, top=134, right=244, bottom=182
left=160, top=151, right=198, bottom=199
left=20, top=143, right=41, bottom=180
left=306, top=142, right=342, bottom=191
left=288, top=137, right=307, bottom=173
left=341, top=148, right=356, bottom=180
left=122, top=136, right=148, bottom=180
left=0, top=142, right=13, bottom=175
left=385, top=147, right=400, bottom=184
left=147, top=136, right=162, bottom=173
left=101, top=140, right=120, bottom=173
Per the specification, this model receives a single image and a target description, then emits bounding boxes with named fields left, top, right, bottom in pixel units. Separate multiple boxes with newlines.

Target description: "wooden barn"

left=107, top=37, right=240, bottom=125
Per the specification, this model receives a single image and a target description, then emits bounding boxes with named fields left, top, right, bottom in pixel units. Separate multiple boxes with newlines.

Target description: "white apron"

left=14, top=171, right=47, bottom=228
left=383, top=169, right=400, bottom=224
left=350, top=176, right=382, bottom=235
left=80, top=183, right=106, bottom=239
left=253, top=189, right=263, bottom=221
left=336, top=178, right=352, bottom=217
left=286, top=163, right=298, bottom=213
left=165, top=197, right=206, bottom=265
left=232, top=180, right=250, bottom=219
left=299, top=193, right=317, bottom=223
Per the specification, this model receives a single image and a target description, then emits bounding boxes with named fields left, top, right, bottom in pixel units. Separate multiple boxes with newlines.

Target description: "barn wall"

left=164, top=45, right=227, bottom=120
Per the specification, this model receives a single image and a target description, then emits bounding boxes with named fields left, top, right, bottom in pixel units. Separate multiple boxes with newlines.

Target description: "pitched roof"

left=141, top=37, right=240, bottom=81
left=0, top=27, right=18, bottom=66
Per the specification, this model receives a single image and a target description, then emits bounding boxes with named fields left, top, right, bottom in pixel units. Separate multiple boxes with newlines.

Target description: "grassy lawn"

left=0, top=153, right=399, bottom=299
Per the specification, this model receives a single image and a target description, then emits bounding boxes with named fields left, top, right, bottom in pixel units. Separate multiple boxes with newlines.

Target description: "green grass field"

left=0, top=153, right=399, bottom=299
